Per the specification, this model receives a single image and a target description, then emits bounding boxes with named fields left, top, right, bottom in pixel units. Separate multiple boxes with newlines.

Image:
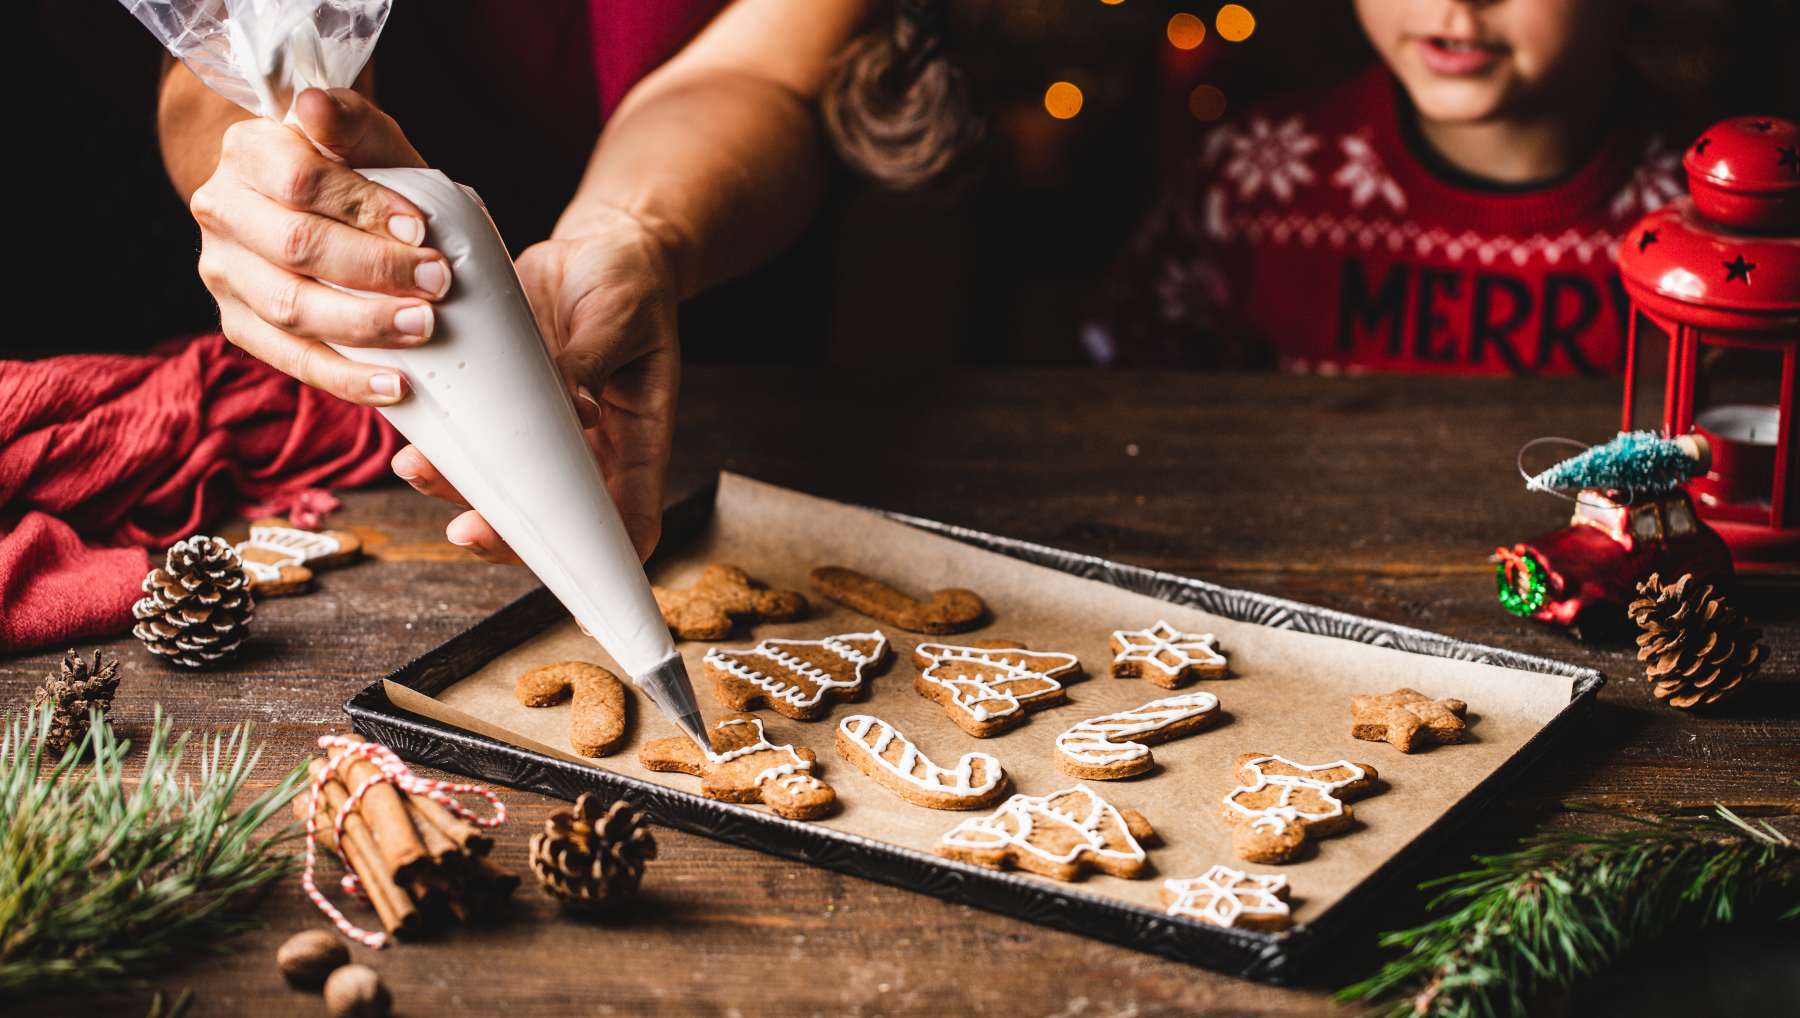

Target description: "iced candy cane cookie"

left=835, top=715, right=1010, bottom=810
left=913, top=640, right=1081, bottom=737
left=653, top=564, right=807, bottom=641
left=1109, top=621, right=1227, bottom=687
left=809, top=566, right=987, bottom=634
left=704, top=631, right=889, bottom=721
left=1053, top=690, right=1222, bottom=780
left=935, top=784, right=1155, bottom=881
left=1162, top=865, right=1292, bottom=931
left=1220, top=753, right=1379, bottom=863
left=515, top=661, right=630, bottom=757
left=640, top=713, right=836, bottom=819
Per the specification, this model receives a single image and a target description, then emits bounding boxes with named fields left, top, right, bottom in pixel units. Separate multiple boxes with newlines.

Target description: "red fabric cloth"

left=0, top=335, right=401, bottom=653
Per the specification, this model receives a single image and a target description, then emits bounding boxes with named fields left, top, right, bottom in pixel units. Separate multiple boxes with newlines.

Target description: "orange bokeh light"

left=1188, top=84, right=1227, bottom=121
left=1216, top=4, right=1256, bottom=42
left=1167, top=12, right=1206, bottom=50
left=1044, top=81, right=1084, bottom=120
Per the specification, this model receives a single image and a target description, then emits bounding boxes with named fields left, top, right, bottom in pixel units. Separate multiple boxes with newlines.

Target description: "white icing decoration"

left=704, top=717, right=822, bottom=793
left=234, top=525, right=345, bottom=583
left=1163, top=865, right=1290, bottom=927
left=1222, top=755, right=1366, bottom=834
left=938, top=784, right=1147, bottom=866
left=838, top=715, right=1003, bottom=799
left=1054, top=690, right=1220, bottom=767
left=915, top=643, right=1078, bottom=723
left=1110, top=620, right=1225, bottom=677
left=705, top=631, right=888, bottom=710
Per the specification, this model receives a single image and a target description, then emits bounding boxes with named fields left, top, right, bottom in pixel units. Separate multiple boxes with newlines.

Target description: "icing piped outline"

left=1222, top=754, right=1366, bottom=834
left=938, top=784, right=1147, bottom=866
left=1054, top=690, right=1221, bottom=767
left=1110, top=620, right=1225, bottom=677
left=706, top=716, right=827, bottom=795
left=838, top=714, right=1004, bottom=799
left=1163, top=864, right=1290, bottom=927
left=705, top=631, right=888, bottom=710
left=915, top=643, right=1079, bottom=723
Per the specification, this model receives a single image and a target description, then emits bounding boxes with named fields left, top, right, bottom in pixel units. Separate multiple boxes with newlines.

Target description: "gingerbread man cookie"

left=935, top=784, right=1155, bottom=881
left=913, top=641, right=1081, bottom=737
left=1351, top=688, right=1469, bottom=753
left=704, top=631, right=889, bottom=720
left=836, top=714, right=1010, bottom=810
left=1220, top=753, right=1379, bottom=864
left=1053, top=690, right=1222, bottom=780
left=640, top=714, right=836, bottom=820
left=1162, top=865, right=1292, bottom=931
left=1109, top=621, right=1227, bottom=687
left=653, top=564, right=806, bottom=641
left=515, top=661, right=630, bottom=757
left=809, top=566, right=986, bottom=634
left=234, top=521, right=362, bottom=596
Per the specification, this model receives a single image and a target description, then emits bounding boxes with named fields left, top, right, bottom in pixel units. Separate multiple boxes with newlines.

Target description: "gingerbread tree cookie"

left=913, top=641, right=1081, bottom=737
left=836, top=714, right=1010, bottom=810
left=704, top=631, right=889, bottom=720
left=936, top=784, right=1155, bottom=881
left=640, top=714, right=836, bottom=820
left=809, top=566, right=986, bottom=634
left=1109, top=621, right=1227, bottom=687
left=1053, top=690, right=1222, bottom=780
left=1220, top=753, right=1379, bottom=864
left=653, top=564, right=806, bottom=640
left=1162, top=865, right=1292, bottom=931
left=515, top=661, right=629, bottom=757
left=1350, top=688, right=1468, bottom=753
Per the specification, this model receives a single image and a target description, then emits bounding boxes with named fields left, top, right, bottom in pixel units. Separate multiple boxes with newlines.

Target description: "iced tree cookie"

left=1053, top=690, right=1222, bottom=780
left=1351, top=688, right=1469, bottom=753
left=234, top=521, right=362, bottom=596
left=809, top=566, right=986, bottom=634
left=836, top=714, right=1010, bottom=810
left=1162, top=865, right=1292, bottom=931
left=935, top=784, right=1155, bottom=881
left=515, top=661, right=629, bottom=757
left=1221, top=753, right=1380, bottom=864
left=704, top=631, right=889, bottom=721
left=1108, top=621, right=1227, bottom=687
left=640, top=714, right=836, bottom=819
left=653, top=564, right=807, bottom=641
left=913, top=641, right=1081, bottom=737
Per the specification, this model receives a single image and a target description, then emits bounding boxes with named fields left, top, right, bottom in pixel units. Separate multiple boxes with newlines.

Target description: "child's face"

left=1354, top=0, right=1624, bottom=124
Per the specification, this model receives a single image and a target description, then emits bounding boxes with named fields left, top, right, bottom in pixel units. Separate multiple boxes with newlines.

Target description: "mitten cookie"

left=516, top=661, right=629, bottom=757
left=809, top=566, right=986, bottom=634
left=913, top=641, right=1081, bottom=737
left=640, top=713, right=836, bottom=819
left=1351, top=688, right=1469, bottom=752
left=1053, top=690, right=1222, bottom=780
left=935, top=784, right=1155, bottom=881
left=653, top=564, right=806, bottom=640
left=1220, top=753, right=1379, bottom=864
left=704, top=631, right=889, bottom=720
left=1109, top=621, right=1227, bottom=687
left=1162, top=865, right=1292, bottom=931
left=234, top=521, right=362, bottom=596
left=836, top=714, right=1010, bottom=810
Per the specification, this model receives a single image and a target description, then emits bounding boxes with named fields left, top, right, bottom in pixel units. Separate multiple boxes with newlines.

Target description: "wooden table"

left=12, top=368, right=1797, bottom=1017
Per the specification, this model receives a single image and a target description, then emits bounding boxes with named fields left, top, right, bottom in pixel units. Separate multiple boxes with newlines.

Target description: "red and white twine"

left=300, top=734, right=506, bottom=947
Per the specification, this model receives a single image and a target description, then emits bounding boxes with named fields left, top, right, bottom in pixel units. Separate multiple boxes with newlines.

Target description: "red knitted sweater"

left=1088, top=65, right=1686, bottom=376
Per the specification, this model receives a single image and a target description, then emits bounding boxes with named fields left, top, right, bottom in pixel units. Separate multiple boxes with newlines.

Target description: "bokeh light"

left=1166, top=12, right=1206, bottom=50
left=1044, top=81, right=1084, bottom=120
left=1099, top=0, right=1125, bottom=5
left=1216, top=4, right=1256, bottom=42
left=1188, top=84, right=1227, bottom=121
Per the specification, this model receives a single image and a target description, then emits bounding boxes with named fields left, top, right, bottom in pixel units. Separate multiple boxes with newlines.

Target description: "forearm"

left=157, top=61, right=257, bottom=202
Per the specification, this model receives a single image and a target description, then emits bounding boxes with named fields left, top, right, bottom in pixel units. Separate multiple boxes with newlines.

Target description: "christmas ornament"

left=528, top=793, right=657, bottom=913
left=131, top=536, right=255, bottom=667
left=1626, top=572, right=1766, bottom=709
left=1525, top=431, right=1706, bottom=497
left=29, top=648, right=121, bottom=756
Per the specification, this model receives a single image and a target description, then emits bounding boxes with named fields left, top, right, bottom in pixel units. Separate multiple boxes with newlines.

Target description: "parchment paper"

left=403, top=474, right=1577, bottom=924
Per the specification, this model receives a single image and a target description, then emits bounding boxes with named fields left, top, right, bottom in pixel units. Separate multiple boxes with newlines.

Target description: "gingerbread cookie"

left=1220, top=753, right=1379, bottom=864
left=234, top=521, right=362, bottom=596
left=1162, top=865, right=1292, bottom=931
left=913, top=641, right=1081, bottom=737
left=653, top=564, right=807, bottom=641
left=1053, top=690, right=1222, bottom=780
left=704, top=631, right=889, bottom=720
left=1109, top=621, right=1227, bottom=687
left=1351, top=688, right=1469, bottom=753
left=936, top=784, right=1155, bottom=881
left=515, top=661, right=629, bottom=757
left=809, top=566, right=986, bottom=634
left=836, top=714, right=1010, bottom=810
left=639, top=713, right=836, bottom=819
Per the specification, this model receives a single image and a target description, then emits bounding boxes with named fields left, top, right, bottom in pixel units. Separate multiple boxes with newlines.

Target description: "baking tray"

left=344, top=475, right=1604, bottom=983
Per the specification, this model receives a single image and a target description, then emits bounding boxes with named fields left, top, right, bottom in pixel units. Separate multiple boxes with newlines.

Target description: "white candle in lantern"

left=1696, top=404, right=1780, bottom=446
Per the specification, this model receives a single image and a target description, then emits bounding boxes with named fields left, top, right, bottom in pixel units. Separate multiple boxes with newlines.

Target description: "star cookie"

left=704, top=631, right=889, bottom=720
left=640, top=713, right=836, bottom=819
left=1220, top=753, right=1379, bottom=864
left=1162, top=864, right=1292, bottom=931
left=913, top=640, right=1081, bottom=737
left=1350, top=688, right=1468, bottom=753
left=935, top=784, right=1155, bottom=881
left=653, top=564, right=806, bottom=641
left=1108, top=621, right=1227, bottom=687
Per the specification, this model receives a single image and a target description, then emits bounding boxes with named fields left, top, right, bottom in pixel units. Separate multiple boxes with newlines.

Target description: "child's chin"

left=1403, top=75, right=1517, bottom=125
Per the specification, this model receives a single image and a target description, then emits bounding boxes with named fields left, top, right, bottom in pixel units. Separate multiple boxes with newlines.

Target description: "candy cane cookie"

left=913, top=640, right=1081, bottom=737
left=935, top=784, right=1155, bottom=881
left=640, top=714, right=836, bottom=819
left=835, top=715, right=1010, bottom=810
left=1220, top=753, right=1379, bottom=863
left=1053, top=690, right=1222, bottom=779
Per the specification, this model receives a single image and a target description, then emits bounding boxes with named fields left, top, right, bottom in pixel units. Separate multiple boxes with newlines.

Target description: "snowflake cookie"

left=1162, top=864, right=1292, bottom=931
left=1108, top=621, right=1227, bottom=687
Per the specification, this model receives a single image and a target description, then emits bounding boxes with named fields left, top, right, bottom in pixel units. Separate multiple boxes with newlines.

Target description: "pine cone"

left=30, top=648, right=122, bottom=755
left=1626, top=572, right=1765, bottom=710
left=131, top=536, right=255, bottom=668
left=528, top=793, right=657, bottom=912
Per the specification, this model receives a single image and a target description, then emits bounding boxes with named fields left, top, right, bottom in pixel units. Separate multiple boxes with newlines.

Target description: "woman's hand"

left=189, top=88, right=447, bottom=405
left=390, top=206, right=681, bottom=565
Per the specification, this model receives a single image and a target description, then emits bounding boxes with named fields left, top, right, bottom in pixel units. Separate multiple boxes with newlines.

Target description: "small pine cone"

left=131, top=536, right=255, bottom=668
left=528, top=793, right=657, bottom=913
left=1626, top=572, right=1765, bottom=710
left=30, top=648, right=123, bottom=755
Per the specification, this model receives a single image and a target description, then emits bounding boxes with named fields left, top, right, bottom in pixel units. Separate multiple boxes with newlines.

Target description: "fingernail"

left=391, top=447, right=422, bottom=480
left=414, top=259, right=450, bottom=297
left=575, top=391, right=602, bottom=428
left=445, top=521, right=478, bottom=547
left=389, top=215, right=425, bottom=246
left=394, top=304, right=433, bottom=339
left=369, top=373, right=405, bottom=400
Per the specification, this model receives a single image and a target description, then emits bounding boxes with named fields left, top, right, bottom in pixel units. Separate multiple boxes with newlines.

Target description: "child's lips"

left=1414, top=34, right=1507, bottom=76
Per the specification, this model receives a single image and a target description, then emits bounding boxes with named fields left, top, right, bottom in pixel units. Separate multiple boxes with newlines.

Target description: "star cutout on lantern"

left=1637, top=229, right=1659, bottom=252
left=1779, top=144, right=1799, bottom=178
left=1723, top=254, right=1756, bottom=284
left=1694, top=137, right=1711, bottom=155
left=1747, top=119, right=1773, bottom=132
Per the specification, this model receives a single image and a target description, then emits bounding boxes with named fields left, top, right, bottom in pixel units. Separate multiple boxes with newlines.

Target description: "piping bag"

left=121, top=0, right=710, bottom=750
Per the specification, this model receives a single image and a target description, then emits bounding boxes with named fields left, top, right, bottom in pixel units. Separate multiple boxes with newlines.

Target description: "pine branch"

left=0, top=705, right=306, bottom=995
left=1338, top=804, right=1800, bottom=1018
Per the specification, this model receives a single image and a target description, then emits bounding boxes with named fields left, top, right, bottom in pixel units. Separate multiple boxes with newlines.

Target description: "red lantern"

left=1617, top=115, right=1800, bottom=567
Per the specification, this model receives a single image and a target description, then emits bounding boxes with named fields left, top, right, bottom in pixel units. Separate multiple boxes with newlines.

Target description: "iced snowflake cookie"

left=1350, top=688, right=1469, bottom=753
left=1221, top=753, right=1380, bottom=864
left=234, top=520, right=362, bottom=596
left=1108, top=621, right=1227, bottom=687
left=515, top=661, right=629, bottom=757
left=1053, top=690, right=1222, bottom=780
left=1162, top=865, right=1292, bottom=931
left=913, top=640, right=1081, bottom=737
left=640, top=713, right=836, bottom=819
left=835, top=715, right=1010, bottom=810
left=809, top=566, right=986, bottom=634
left=704, top=631, right=889, bottom=721
left=653, top=564, right=806, bottom=641
left=935, top=784, right=1155, bottom=881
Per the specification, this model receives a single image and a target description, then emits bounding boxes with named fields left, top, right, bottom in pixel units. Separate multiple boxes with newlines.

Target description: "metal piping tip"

left=633, top=651, right=712, bottom=751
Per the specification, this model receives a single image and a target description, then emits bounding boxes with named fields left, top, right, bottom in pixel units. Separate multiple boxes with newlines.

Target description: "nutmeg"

left=275, top=929, right=349, bottom=990
left=324, top=964, right=390, bottom=1018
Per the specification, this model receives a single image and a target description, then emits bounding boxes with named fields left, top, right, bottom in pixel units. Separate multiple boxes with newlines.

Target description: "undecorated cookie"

left=836, top=714, right=1010, bottom=810
left=1162, top=865, right=1292, bottom=931
left=809, top=566, right=986, bottom=634
left=1053, top=690, right=1222, bottom=780
left=913, top=640, right=1080, bottom=737
left=704, top=631, right=889, bottom=720
left=640, top=713, right=836, bottom=820
left=653, top=564, right=806, bottom=640
left=1108, top=621, right=1227, bottom=687
left=1351, top=688, right=1468, bottom=753
left=515, top=661, right=629, bottom=757
left=935, top=784, right=1155, bottom=881
left=1220, top=753, right=1379, bottom=864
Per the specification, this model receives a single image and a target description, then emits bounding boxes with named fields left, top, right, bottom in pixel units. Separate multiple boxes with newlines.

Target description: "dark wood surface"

left=10, top=367, right=1797, bottom=1017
